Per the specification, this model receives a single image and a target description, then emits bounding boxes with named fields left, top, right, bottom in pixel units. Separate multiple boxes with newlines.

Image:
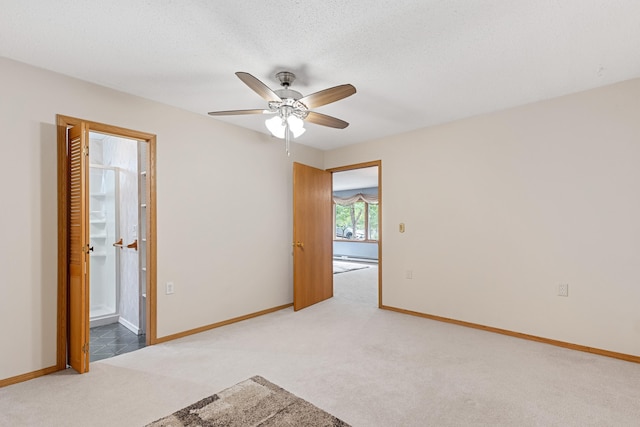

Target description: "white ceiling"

left=2, top=1, right=639, bottom=151
left=333, top=167, right=378, bottom=192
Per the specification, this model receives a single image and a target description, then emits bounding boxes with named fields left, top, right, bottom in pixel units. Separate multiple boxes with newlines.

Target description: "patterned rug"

left=146, top=375, right=350, bottom=426
left=333, top=261, right=370, bottom=274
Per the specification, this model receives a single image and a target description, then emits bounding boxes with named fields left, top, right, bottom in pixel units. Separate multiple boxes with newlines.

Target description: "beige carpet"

left=146, top=375, right=349, bottom=426
left=2, top=266, right=640, bottom=426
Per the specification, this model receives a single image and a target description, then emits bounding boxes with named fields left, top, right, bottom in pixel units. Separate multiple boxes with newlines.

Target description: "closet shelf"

left=90, top=253, right=107, bottom=257
left=90, top=192, right=106, bottom=197
left=91, top=234, right=107, bottom=239
left=90, top=220, right=106, bottom=224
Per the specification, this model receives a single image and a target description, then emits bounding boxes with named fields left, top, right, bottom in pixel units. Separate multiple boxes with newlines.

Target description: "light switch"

left=399, top=223, right=405, bottom=233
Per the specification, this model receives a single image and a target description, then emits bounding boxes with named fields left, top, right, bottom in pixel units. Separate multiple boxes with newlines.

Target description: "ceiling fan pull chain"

left=285, top=121, right=291, bottom=156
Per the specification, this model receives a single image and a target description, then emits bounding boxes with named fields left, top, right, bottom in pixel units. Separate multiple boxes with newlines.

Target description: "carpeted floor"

left=2, top=265, right=640, bottom=426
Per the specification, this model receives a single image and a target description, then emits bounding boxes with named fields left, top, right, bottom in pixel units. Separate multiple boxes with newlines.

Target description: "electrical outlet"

left=406, top=270, right=413, bottom=279
left=558, top=283, right=568, bottom=297
left=166, top=282, right=175, bottom=295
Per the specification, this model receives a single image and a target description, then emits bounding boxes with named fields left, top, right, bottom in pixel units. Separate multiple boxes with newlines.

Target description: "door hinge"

left=82, top=343, right=89, bottom=354
left=82, top=146, right=89, bottom=156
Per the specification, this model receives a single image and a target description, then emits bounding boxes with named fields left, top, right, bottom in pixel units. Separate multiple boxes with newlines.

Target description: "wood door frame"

left=327, top=160, right=382, bottom=307
left=56, top=115, right=158, bottom=371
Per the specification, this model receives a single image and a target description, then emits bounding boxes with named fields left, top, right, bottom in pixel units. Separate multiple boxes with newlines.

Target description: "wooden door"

left=68, top=124, right=90, bottom=373
left=293, top=162, right=333, bottom=310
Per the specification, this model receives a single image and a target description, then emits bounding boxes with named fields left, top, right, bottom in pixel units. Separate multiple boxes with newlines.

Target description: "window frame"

left=333, top=199, right=378, bottom=242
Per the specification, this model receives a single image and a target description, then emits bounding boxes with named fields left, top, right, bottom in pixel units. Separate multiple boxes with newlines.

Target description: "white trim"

left=89, top=314, right=119, bottom=328
left=119, top=317, right=141, bottom=335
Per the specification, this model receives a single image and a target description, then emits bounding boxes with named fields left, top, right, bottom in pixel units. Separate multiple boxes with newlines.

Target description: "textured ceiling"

left=2, top=1, right=640, bottom=150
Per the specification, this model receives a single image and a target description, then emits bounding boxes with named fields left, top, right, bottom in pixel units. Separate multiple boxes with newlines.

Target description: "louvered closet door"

left=68, top=124, right=90, bottom=373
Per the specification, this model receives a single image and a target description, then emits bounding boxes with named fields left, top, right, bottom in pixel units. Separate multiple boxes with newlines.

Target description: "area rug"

left=146, top=375, right=350, bottom=426
left=333, top=261, right=370, bottom=274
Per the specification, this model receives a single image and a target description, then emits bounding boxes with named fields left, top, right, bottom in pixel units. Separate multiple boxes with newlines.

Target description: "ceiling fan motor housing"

left=271, top=72, right=308, bottom=118
left=275, top=88, right=303, bottom=101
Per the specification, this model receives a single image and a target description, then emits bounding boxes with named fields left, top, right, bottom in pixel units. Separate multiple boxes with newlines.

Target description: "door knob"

left=296, top=241, right=304, bottom=248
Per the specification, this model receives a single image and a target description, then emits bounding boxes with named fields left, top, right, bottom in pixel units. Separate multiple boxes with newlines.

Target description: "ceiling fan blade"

left=235, top=72, right=282, bottom=102
left=297, top=84, right=356, bottom=109
left=208, top=109, right=267, bottom=116
left=305, top=112, right=349, bottom=129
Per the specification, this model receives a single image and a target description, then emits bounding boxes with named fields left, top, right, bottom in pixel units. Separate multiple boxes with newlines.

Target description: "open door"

left=68, top=124, right=90, bottom=373
left=293, top=162, right=333, bottom=310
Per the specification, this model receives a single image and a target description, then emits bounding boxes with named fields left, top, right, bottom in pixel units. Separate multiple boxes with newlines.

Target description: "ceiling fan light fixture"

left=265, top=114, right=305, bottom=139
left=287, top=115, right=306, bottom=138
left=265, top=115, right=286, bottom=138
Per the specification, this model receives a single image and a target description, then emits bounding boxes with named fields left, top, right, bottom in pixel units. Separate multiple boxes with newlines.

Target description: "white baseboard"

left=89, top=314, right=119, bottom=328
left=118, top=317, right=141, bottom=335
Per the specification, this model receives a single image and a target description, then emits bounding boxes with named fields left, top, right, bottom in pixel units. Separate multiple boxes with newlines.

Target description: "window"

left=334, top=193, right=378, bottom=241
left=368, top=203, right=378, bottom=240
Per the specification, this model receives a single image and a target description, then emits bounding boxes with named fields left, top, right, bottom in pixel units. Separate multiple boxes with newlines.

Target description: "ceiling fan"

left=208, top=71, right=356, bottom=155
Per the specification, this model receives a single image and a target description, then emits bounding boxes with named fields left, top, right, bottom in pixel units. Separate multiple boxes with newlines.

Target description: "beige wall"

left=3, top=54, right=639, bottom=381
left=0, top=57, right=323, bottom=380
left=325, top=78, right=640, bottom=357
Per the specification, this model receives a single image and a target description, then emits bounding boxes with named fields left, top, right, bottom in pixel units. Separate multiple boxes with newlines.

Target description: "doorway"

left=291, top=160, right=382, bottom=311
left=87, top=132, right=146, bottom=362
left=56, top=115, right=157, bottom=373
left=329, top=161, right=382, bottom=307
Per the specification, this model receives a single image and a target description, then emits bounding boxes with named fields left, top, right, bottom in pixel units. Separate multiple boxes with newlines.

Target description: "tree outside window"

left=368, top=203, right=378, bottom=240
left=334, top=193, right=378, bottom=241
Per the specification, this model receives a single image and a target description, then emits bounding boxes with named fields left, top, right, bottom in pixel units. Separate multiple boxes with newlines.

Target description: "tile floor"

left=89, top=322, right=146, bottom=362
